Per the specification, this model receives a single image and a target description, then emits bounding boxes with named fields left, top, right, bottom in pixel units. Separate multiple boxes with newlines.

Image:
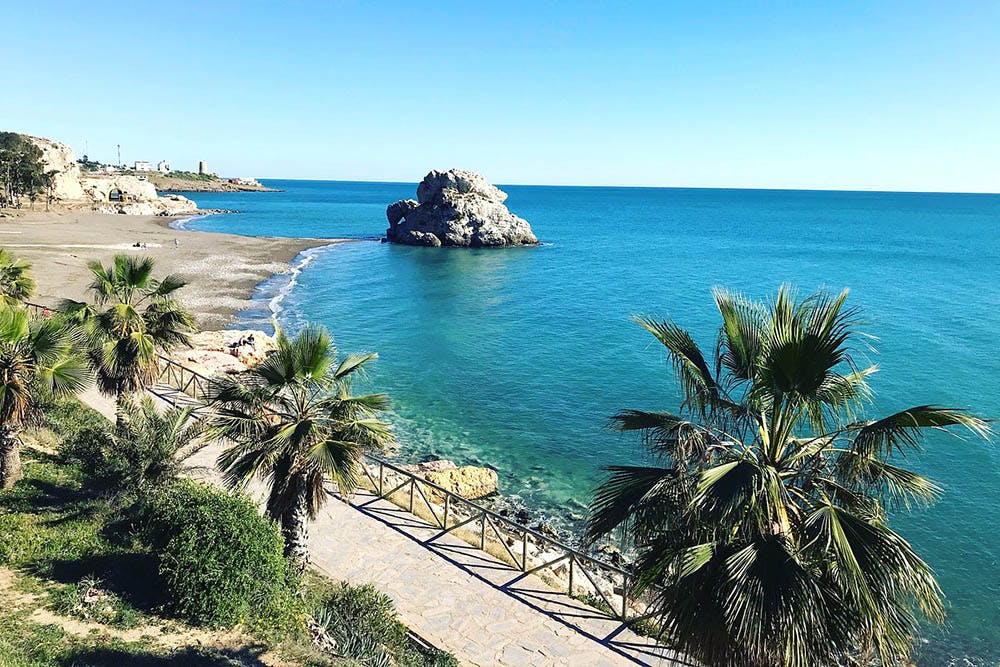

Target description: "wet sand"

left=0, top=209, right=345, bottom=330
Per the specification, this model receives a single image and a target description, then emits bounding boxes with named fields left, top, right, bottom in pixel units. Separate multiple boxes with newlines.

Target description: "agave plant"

left=0, top=248, right=36, bottom=305
left=585, top=286, right=991, bottom=667
left=60, top=255, right=194, bottom=423
left=0, top=305, right=90, bottom=488
left=208, top=323, right=395, bottom=568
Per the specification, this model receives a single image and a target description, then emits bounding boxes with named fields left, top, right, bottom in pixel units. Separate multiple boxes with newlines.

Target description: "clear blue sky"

left=3, top=1, right=998, bottom=191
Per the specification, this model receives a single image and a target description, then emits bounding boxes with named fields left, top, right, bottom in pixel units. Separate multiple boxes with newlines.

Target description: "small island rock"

left=386, top=169, right=538, bottom=247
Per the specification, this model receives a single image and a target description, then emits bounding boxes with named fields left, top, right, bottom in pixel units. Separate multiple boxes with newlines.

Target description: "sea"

left=177, top=179, right=1000, bottom=664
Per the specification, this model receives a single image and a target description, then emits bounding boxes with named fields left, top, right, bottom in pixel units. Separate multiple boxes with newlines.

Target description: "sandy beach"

left=0, top=209, right=343, bottom=330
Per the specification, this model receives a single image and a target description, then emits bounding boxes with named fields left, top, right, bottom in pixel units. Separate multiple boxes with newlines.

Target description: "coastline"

left=2, top=208, right=344, bottom=330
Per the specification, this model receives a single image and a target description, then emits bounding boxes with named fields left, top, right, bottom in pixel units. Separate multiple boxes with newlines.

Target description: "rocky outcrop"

left=167, top=329, right=277, bottom=377
left=401, top=459, right=499, bottom=500
left=28, top=135, right=199, bottom=216
left=386, top=169, right=538, bottom=247
left=30, top=137, right=85, bottom=200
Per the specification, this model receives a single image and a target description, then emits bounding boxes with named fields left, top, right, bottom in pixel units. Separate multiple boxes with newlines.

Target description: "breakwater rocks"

left=385, top=169, right=538, bottom=247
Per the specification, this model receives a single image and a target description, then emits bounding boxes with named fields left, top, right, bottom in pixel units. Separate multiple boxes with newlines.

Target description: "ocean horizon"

left=182, top=178, right=1000, bottom=664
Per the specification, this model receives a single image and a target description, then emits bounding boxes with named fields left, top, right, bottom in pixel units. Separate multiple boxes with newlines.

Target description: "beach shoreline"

left=1, top=208, right=346, bottom=330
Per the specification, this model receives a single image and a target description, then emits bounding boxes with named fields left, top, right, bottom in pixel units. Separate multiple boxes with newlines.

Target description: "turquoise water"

left=182, top=180, right=1000, bottom=664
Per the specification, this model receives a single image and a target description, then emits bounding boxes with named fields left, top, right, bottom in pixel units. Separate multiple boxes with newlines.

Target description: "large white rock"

left=28, top=136, right=85, bottom=200
left=28, top=134, right=200, bottom=216
left=386, top=169, right=538, bottom=247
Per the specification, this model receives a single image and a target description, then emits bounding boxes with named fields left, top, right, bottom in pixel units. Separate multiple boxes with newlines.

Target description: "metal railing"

left=22, top=298, right=649, bottom=623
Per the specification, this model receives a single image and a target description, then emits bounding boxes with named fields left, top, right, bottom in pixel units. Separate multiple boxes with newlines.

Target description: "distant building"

left=157, top=160, right=171, bottom=174
left=232, top=177, right=261, bottom=186
left=133, top=160, right=152, bottom=172
left=198, top=160, right=208, bottom=175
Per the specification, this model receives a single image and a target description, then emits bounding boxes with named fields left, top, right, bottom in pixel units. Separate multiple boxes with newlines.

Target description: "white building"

left=157, top=160, right=171, bottom=174
left=133, top=160, right=152, bottom=172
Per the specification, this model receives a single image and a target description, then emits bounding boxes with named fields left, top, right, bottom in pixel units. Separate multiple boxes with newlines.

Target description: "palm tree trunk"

left=0, top=427, right=22, bottom=489
left=115, top=388, right=128, bottom=431
left=281, top=477, right=311, bottom=570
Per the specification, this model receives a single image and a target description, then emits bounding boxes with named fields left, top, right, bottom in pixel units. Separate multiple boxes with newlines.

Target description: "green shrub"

left=308, top=579, right=457, bottom=667
left=51, top=576, right=142, bottom=629
left=140, top=480, right=299, bottom=631
left=42, top=398, right=108, bottom=439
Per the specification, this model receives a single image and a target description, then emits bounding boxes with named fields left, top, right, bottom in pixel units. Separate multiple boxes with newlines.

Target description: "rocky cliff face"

left=386, top=169, right=538, bottom=247
left=27, top=135, right=198, bottom=216
left=30, top=137, right=85, bottom=200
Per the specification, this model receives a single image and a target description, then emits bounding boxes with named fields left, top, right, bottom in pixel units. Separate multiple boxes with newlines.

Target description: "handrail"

left=22, top=297, right=647, bottom=623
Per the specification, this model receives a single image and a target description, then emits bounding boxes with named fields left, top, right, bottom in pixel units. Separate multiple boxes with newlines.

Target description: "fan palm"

left=0, top=305, right=90, bottom=488
left=585, top=286, right=991, bottom=667
left=111, top=395, right=206, bottom=493
left=208, top=323, right=395, bottom=568
left=60, top=255, right=194, bottom=422
left=0, top=248, right=36, bottom=304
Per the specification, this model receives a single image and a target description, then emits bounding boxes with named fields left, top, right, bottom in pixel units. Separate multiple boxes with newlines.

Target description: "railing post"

left=522, top=528, right=528, bottom=571
left=568, top=555, right=574, bottom=596
left=480, top=511, right=486, bottom=550
left=378, top=462, right=384, bottom=496
left=621, top=577, right=628, bottom=621
left=443, top=494, right=450, bottom=529
left=409, top=479, right=415, bottom=513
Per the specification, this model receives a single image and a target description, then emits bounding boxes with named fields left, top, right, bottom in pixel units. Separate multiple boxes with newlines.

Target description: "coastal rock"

left=28, top=136, right=85, bottom=200
left=402, top=459, right=499, bottom=500
left=185, top=329, right=278, bottom=368
left=28, top=134, right=200, bottom=216
left=424, top=466, right=499, bottom=500
left=385, top=169, right=538, bottom=247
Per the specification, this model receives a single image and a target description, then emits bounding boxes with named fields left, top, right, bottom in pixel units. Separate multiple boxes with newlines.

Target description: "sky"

left=2, top=1, right=999, bottom=192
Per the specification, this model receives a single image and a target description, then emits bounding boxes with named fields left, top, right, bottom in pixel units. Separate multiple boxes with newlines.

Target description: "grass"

left=0, top=400, right=458, bottom=666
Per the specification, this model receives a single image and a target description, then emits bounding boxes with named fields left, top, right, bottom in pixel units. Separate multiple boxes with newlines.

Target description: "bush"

left=43, top=398, right=108, bottom=438
left=307, top=578, right=457, bottom=667
left=140, top=480, right=299, bottom=631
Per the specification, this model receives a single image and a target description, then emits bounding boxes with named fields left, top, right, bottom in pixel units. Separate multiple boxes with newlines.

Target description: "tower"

left=198, top=160, right=208, bottom=175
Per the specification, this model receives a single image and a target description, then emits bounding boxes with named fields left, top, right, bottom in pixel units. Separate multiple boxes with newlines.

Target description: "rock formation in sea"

left=400, top=459, right=499, bottom=500
left=385, top=169, right=538, bottom=247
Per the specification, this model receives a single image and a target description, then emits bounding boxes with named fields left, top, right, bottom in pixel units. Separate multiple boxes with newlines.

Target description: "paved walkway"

left=80, top=387, right=689, bottom=666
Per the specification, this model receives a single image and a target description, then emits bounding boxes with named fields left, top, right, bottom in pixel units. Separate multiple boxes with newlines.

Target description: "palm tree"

left=0, top=305, right=89, bottom=488
left=0, top=248, right=36, bottom=305
left=208, top=323, right=395, bottom=568
left=112, top=395, right=206, bottom=493
left=585, top=286, right=990, bottom=667
left=60, top=255, right=194, bottom=422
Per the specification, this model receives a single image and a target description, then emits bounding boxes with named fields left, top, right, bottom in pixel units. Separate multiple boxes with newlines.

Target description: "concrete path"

left=79, top=387, right=689, bottom=666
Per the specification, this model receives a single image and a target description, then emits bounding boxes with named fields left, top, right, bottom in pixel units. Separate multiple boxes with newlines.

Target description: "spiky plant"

left=60, top=255, right=194, bottom=422
left=585, top=286, right=991, bottom=667
left=0, top=248, right=36, bottom=305
left=208, top=323, right=395, bottom=568
left=111, top=395, right=206, bottom=493
left=0, top=305, right=89, bottom=488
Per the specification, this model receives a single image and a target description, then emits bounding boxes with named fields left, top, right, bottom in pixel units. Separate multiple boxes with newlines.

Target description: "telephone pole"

left=117, top=144, right=121, bottom=167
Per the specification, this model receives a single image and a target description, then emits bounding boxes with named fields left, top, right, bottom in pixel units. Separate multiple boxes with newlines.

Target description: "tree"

left=107, top=396, right=206, bottom=494
left=0, top=133, right=44, bottom=209
left=585, top=286, right=991, bottom=667
left=60, top=255, right=194, bottom=423
left=0, top=305, right=90, bottom=488
left=208, top=323, right=395, bottom=568
left=0, top=248, right=36, bottom=305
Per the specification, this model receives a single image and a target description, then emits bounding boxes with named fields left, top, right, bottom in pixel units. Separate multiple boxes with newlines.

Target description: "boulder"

left=185, top=329, right=277, bottom=368
left=386, top=169, right=538, bottom=247
left=401, top=459, right=499, bottom=500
